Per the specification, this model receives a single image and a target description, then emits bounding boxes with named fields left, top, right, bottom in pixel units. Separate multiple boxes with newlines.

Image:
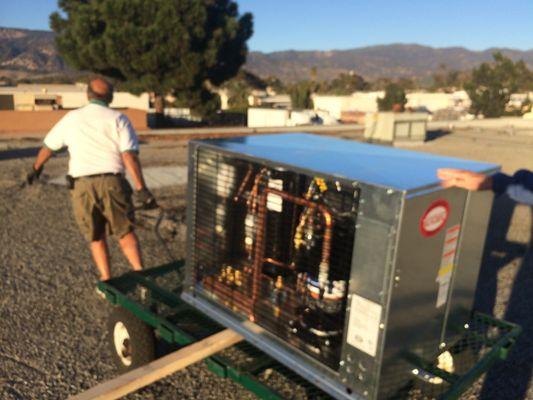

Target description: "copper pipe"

left=251, top=187, right=334, bottom=319
left=233, top=165, right=253, bottom=202
left=263, top=257, right=296, bottom=270
left=251, top=194, right=268, bottom=322
left=247, top=168, right=268, bottom=212
left=265, top=188, right=333, bottom=267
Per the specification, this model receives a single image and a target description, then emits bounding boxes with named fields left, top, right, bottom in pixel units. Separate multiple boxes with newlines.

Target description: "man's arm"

left=438, top=168, right=533, bottom=205
left=27, top=146, right=54, bottom=185
left=34, top=146, right=54, bottom=171
left=121, top=151, right=157, bottom=209
left=121, top=151, right=146, bottom=190
left=437, top=168, right=493, bottom=191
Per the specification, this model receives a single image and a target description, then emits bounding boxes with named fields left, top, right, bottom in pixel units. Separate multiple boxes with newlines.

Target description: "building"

left=312, top=91, right=472, bottom=121
left=247, top=89, right=292, bottom=109
left=0, top=84, right=150, bottom=111
left=312, top=92, right=384, bottom=119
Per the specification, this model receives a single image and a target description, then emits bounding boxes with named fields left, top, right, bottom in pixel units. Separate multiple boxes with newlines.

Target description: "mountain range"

left=1, top=27, right=532, bottom=82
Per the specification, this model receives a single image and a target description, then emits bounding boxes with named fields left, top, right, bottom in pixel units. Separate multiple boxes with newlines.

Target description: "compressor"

left=181, top=133, right=511, bottom=400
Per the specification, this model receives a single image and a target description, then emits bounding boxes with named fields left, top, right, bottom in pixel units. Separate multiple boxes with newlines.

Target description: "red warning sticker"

left=420, top=200, right=449, bottom=237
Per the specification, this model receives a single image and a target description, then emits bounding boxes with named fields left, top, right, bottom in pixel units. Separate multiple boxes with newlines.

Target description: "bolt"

left=394, top=276, right=400, bottom=282
left=379, top=323, right=385, bottom=329
left=340, top=360, right=345, bottom=366
left=439, top=342, right=446, bottom=349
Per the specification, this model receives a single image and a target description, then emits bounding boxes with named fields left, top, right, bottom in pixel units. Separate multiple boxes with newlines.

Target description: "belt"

left=73, top=173, right=122, bottom=180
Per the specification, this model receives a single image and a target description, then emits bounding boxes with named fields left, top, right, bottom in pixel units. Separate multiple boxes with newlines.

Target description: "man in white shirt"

left=27, top=78, right=155, bottom=282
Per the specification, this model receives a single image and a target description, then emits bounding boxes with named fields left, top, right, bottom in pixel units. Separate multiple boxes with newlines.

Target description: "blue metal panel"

left=197, top=133, right=498, bottom=192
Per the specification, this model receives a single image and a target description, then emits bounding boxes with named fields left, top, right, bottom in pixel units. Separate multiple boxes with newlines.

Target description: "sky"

left=1, top=0, right=532, bottom=52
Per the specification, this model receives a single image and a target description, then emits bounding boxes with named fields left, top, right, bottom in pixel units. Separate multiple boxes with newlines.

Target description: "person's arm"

left=27, top=146, right=54, bottom=185
left=437, top=168, right=493, bottom=191
left=121, top=151, right=146, bottom=190
left=117, top=115, right=156, bottom=208
left=122, top=151, right=157, bottom=208
left=34, top=146, right=54, bottom=170
left=437, top=168, right=533, bottom=205
left=27, top=115, right=69, bottom=185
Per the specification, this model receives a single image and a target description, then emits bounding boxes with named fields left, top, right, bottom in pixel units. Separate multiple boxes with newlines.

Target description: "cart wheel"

left=107, top=307, right=156, bottom=371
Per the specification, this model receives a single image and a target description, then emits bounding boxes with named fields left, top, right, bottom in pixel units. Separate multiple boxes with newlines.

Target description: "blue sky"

left=1, top=0, right=532, bottom=52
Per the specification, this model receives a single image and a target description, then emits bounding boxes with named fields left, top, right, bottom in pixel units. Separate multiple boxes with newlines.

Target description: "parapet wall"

left=0, top=108, right=148, bottom=135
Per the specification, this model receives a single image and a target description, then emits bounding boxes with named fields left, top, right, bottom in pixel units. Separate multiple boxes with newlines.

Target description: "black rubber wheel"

left=107, top=307, right=156, bottom=371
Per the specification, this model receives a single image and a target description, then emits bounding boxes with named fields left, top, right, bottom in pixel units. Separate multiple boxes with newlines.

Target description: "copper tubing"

left=251, top=187, right=333, bottom=318
left=233, top=165, right=253, bottom=202
left=247, top=168, right=268, bottom=212
left=265, top=188, right=333, bottom=267
left=263, top=257, right=296, bottom=270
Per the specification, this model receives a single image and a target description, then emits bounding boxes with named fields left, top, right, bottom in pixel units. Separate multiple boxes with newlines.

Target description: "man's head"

left=87, top=78, right=114, bottom=104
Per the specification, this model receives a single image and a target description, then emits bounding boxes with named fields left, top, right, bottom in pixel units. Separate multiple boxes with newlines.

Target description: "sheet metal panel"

left=339, top=184, right=403, bottom=399
left=444, top=190, right=494, bottom=340
left=377, top=188, right=467, bottom=399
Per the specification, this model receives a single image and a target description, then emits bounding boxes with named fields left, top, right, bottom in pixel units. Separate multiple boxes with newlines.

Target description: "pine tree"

left=377, top=83, right=407, bottom=111
left=50, top=0, right=253, bottom=121
left=465, top=52, right=531, bottom=118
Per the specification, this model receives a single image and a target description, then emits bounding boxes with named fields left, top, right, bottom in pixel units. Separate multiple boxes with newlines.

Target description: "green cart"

left=98, top=260, right=521, bottom=400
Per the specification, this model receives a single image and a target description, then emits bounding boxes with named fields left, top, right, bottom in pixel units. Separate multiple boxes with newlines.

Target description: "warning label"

left=436, top=225, right=460, bottom=308
left=346, top=294, right=382, bottom=357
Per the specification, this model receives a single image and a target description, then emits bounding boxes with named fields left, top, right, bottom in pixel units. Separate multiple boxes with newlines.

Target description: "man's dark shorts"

left=71, top=175, right=134, bottom=242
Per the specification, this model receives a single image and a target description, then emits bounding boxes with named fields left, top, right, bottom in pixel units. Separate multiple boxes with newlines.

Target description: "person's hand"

left=135, top=187, right=157, bottom=209
left=437, top=168, right=492, bottom=191
left=26, top=165, right=43, bottom=185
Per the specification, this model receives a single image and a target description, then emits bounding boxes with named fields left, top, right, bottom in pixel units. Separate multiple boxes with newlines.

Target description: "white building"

left=248, top=89, right=292, bottom=109
left=312, top=92, right=384, bottom=119
left=0, top=83, right=150, bottom=111
left=312, top=90, right=472, bottom=120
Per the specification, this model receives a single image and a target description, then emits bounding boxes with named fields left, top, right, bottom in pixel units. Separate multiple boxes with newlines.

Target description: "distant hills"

left=1, top=26, right=532, bottom=82
left=0, top=28, right=65, bottom=73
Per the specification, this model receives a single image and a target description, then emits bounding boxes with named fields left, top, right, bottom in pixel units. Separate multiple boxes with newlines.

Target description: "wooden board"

left=69, top=329, right=243, bottom=400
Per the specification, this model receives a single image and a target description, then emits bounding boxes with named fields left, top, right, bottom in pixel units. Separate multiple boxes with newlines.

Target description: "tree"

left=318, top=72, right=369, bottom=95
left=287, top=81, right=316, bottom=109
left=465, top=52, right=531, bottom=118
left=50, top=0, right=253, bottom=121
left=377, top=83, right=407, bottom=111
left=223, top=69, right=266, bottom=111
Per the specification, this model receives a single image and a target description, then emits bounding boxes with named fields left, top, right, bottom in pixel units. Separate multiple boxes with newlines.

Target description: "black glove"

left=26, top=165, right=43, bottom=185
left=135, top=187, right=157, bottom=209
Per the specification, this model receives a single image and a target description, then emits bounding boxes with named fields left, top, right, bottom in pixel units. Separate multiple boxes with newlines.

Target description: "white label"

left=423, top=206, right=448, bottom=232
left=267, top=179, right=283, bottom=212
left=436, top=278, right=451, bottom=308
left=346, top=294, right=382, bottom=357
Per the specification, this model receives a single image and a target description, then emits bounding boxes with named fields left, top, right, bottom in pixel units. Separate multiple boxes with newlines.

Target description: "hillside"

left=247, top=45, right=533, bottom=82
left=1, top=27, right=532, bottom=82
left=0, top=27, right=65, bottom=72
